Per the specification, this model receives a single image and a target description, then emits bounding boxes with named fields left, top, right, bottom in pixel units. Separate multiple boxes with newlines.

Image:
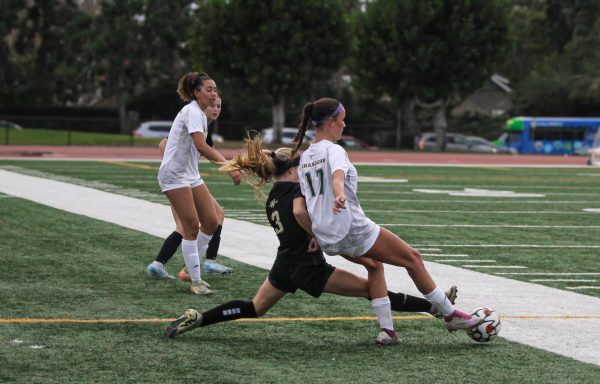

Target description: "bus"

left=590, top=129, right=600, bottom=166
left=498, top=117, right=600, bottom=155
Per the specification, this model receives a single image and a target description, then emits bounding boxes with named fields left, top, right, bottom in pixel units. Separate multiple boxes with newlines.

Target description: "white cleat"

left=190, top=279, right=212, bottom=295
left=146, top=262, right=175, bottom=280
left=375, top=328, right=400, bottom=346
left=203, top=259, right=234, bottom=274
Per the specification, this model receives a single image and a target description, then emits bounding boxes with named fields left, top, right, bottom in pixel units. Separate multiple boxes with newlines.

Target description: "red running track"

left=0, top=145, right=589, bottom=166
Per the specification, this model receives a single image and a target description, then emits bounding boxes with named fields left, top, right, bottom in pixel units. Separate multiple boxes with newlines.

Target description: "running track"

left=0, top=145, right=590, bottom=165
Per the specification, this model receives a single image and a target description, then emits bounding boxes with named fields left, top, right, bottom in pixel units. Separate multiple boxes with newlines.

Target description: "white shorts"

left=320, top=222, right=380, bottom=258
left=158, top=176, right=204, bottom=193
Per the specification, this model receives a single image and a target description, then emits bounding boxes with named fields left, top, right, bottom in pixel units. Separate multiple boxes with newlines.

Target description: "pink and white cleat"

left=444, top=310, right=482, bottom=332
left=375, top=328, right=400, bottom=346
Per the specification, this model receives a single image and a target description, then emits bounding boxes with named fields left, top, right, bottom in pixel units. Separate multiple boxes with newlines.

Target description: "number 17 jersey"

left=299, top=140, right=377, bottom=256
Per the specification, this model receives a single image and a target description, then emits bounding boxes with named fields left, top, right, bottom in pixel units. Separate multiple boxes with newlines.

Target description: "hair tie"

left=270, top=151, right=276, bottom=158
left=311, top=103, right=343, bottom=127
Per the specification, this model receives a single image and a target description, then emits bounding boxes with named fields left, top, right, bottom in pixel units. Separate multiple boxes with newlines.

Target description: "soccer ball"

left=466, top=307, right=501, bottom=342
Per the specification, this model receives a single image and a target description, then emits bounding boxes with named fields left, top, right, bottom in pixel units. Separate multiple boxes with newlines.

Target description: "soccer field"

left=1, top=160, right=599, bottom=383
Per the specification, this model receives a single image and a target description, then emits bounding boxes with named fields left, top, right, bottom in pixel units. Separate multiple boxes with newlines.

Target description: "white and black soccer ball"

left=466, top=307, right=501, bottom=342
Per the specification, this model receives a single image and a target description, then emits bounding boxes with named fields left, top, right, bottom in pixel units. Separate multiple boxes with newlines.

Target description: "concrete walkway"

left=1, top=169, right=599, bottom=366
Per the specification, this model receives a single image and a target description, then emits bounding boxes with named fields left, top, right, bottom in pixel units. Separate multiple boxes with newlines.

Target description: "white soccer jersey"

left=158, top=100, right=208, bottom=191
left=299, top=140, right=377, bottom=255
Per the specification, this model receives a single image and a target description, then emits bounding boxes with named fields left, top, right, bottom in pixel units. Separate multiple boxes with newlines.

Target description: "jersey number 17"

left=304, top=168, right=324, bottom=197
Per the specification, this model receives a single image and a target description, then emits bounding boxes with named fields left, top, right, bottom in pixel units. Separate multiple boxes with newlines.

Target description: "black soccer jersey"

left=266, top=181, right=325, bottom=265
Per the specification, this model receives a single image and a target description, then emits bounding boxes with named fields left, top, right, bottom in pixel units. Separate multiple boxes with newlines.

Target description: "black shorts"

left=268, top=262, right=336, bottom=298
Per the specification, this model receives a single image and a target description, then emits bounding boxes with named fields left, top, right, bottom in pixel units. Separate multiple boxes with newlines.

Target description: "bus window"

left=532, top=127, right=562, bottom=141
left=507, top=132, right=520, bottom=144
left=562, top=127, right=585, bottom=141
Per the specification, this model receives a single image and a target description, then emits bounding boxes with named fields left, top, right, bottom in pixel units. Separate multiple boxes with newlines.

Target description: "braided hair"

left=292, top=97, right=341, bottom=156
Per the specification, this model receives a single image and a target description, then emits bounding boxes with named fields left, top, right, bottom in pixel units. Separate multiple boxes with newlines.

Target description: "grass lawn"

left=1, top=160, right=599, bottom=383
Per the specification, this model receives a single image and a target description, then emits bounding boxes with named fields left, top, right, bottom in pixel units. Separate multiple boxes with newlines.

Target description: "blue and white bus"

left=499, top=117, right=600, bottom=155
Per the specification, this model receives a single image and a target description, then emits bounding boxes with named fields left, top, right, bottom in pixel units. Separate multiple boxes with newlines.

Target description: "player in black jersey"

left=166, top=138, right=457, bottom=345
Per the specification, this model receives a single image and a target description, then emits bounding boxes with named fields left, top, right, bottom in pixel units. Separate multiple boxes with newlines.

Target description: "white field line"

left=566, top=286, right=600, bottom=290
left=380, top=224, right=600, bottom=228
left=531, top=279, right=596, bottom=282
left=436, top=260, right=495, bottom=263
left=496, top=272, right=600, bottom=276
left=383, top=184, right=600, bottom=190
left=577, top=173, right=600, bottom=177
left=414, top=248, right=441, bottom=251
left=357, top=176, right=407, bottom=183
left=366, top=210, right=597, bottom=214
left=1, top=169, right=600, bottom=367
left=360, top=190, right=600, bottom=197
left=228, top=215, right=266, bottom=219
left=361, top=199, right=594, bottom=204
left=461, top=265, right=527, bottom=269
left=420, top=254, right=469, bottom=257
left=413, top=244, right=600, bottom=248
left=352, top=162, right=592, bottom=169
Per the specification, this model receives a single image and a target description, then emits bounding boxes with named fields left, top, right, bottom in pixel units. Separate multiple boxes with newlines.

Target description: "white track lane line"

left=1, top=169, right=599, bottom=366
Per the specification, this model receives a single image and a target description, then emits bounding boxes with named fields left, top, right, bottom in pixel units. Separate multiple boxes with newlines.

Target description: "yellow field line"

left=99, top=160, right=158, bottom=170
left=480, top=167, right=513, bottom=172
left=99, top=160, right=212, bottom=177
left=1, top=315, right=599, bottom=324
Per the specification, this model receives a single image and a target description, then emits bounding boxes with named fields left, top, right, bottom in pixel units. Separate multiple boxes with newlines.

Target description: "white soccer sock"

left=196, top=232, right=213, bottom=266
left=182, top=239, right=201, bottom=282
left=424, top=286, right=454, bottom=316
left=371, top=297, right=394, bottom=331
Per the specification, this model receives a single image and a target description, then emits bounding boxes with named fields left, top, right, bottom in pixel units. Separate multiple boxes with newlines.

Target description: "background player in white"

left=292, top=97, right=480, bottom=332
left=157, top=71, right=240, bottom=295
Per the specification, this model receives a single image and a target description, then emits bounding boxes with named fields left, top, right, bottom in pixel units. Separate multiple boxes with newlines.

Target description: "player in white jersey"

left=293, top=97, right=481, bottom=333
left=147, top=95, right=233, bottom=282
left=157, top=72, right=240, bottom=295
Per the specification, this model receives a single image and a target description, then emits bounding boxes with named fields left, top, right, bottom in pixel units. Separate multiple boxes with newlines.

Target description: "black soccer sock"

left=388, top=291, right=432, bottom=313
left=200, top=300, right=257, bottom=327
left=155, top=231, right=183, bottom=265
left=205, top=224, right=222, bottom=260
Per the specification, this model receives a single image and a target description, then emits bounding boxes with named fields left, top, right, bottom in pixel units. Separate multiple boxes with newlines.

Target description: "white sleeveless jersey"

left=299, top=140, right=376, bottom=255
left=158, top=100, right=207, bottom=186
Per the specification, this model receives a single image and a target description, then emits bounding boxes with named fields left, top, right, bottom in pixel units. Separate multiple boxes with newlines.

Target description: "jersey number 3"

left=304, top=168, right=324, bottom=197
left=271, top=211, right=284, bottom=234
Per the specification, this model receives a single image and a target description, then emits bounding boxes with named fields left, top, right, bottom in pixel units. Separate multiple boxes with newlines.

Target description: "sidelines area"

left=1, top=169, right=599, bottom=366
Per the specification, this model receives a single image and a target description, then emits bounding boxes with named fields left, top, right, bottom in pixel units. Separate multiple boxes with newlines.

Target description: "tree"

left=88, top=0, right=193, bottom=132
left=509, top=0, right=600, bottom=116
left=4, top=0, right=93, bottom=106
left=354, top=0, right=510, bottom=150
left=191, top=0, right=351, bottom=143
left=0, top=0, right=26, bottom=104
left=559, top=1, right=600, bottom=109
left=500, top=0, right=553, bottom=85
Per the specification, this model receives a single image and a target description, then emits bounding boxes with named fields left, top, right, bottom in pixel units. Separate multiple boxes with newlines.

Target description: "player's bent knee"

left=403, top=248, right=425, bottom=271
left=361, top=258, right=384, bottom=272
